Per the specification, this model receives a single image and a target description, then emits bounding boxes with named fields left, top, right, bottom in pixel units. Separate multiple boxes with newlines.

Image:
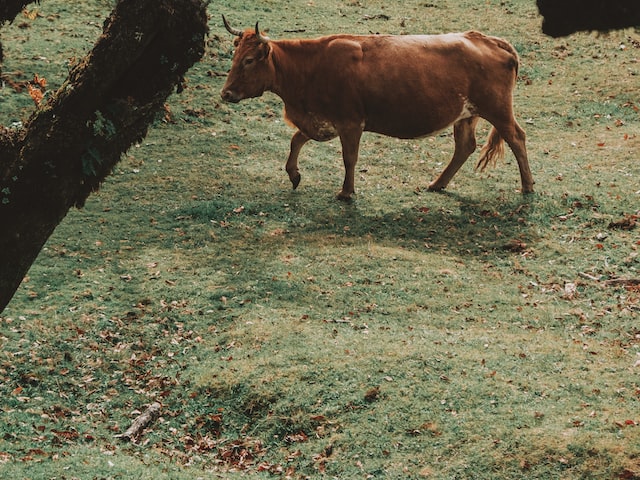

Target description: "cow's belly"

left=364, top=97, right=476, bottom=139
left=284, top=96, right=475, bottom=141
left=366, top=118, right=453, bottom=139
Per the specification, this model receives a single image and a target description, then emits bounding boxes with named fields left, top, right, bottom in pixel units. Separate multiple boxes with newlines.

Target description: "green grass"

left=1, top=0, right=640, bottom=478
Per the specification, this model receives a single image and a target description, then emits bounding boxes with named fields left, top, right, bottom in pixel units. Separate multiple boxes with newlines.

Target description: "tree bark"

left=0, top=0, right=208, bottom=313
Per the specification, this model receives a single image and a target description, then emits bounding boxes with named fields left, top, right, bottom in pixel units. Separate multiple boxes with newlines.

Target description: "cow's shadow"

left=184, top=187, right=538, bottom=258
left=279, top=189, right=537, bottom=257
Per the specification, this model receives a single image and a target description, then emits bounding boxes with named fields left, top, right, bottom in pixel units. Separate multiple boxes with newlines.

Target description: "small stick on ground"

left=116, top=402, right=161, bottom=442
left=578, top=274, right=640, bottom=288
left=605, top=278, right=640, bottom=287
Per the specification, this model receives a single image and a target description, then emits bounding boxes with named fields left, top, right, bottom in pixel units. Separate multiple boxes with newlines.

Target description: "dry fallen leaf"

left=364, top=386, right=380, bottom=402
left=608, top=214, right=637, bottom=230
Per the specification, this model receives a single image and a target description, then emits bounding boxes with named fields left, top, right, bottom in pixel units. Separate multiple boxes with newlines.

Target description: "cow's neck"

left=268, top=39, right=320, bottom=106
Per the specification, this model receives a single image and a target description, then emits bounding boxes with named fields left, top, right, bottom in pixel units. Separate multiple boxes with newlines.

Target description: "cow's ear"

left=256, top=42, right=271, bottom=60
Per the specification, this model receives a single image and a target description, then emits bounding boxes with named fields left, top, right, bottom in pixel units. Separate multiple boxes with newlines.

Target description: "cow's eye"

left=244, top=57, right=255, bottom=66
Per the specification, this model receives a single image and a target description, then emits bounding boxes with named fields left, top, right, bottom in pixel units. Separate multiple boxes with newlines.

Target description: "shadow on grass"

left=182, top=188, right=538, bottom=258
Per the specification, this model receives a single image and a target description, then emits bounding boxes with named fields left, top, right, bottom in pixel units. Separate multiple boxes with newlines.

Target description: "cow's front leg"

left=337, top=126, right=363, bottom=201
left=285, top=130, right=310, bottom=189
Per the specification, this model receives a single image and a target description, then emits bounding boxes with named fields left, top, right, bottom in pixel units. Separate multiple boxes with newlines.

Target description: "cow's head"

left=221, top=16, right=273, bottom=103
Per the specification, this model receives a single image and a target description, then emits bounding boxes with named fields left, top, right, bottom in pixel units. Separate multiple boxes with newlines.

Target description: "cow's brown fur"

left=222, top=20, right=534, bottom=200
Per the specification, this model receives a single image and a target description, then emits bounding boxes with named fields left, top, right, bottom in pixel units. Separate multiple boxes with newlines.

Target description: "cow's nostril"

left=221, top=89, right=241, bottom=103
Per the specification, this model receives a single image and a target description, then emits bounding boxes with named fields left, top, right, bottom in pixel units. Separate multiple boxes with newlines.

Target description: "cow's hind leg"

left=428, top=117, right=479, bottom=191
left=285, top=130, right=310, bottom=189
left=492, top=118, right=534, bottom=194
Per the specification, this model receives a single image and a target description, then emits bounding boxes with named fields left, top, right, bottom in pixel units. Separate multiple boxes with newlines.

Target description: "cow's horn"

left=222, top=15, right=243, bottom=37
left=255, top=22, right=269, bottom=44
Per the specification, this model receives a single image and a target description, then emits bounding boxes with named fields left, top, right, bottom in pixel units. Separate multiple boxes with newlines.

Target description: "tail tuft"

left=476, top=127, right=505, bottom=172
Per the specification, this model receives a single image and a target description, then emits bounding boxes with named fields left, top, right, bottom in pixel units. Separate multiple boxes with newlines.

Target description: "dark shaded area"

left=538, top=0, right=640, bottom=37
left=0, top=0, right=208, bottom=312
left=0, top=0, right=37, bottom=22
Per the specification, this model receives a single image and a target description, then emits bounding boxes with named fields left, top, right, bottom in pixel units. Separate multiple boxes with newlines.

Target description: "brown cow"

left=221, top=16, right=534, bottom=200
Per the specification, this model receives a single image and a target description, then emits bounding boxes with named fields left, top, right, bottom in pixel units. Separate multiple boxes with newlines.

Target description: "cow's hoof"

left=291, top=173, right=301, bottom=190
left=336, top=191, right=353, bottom=201
left=427, top=182, right=446, bottom=192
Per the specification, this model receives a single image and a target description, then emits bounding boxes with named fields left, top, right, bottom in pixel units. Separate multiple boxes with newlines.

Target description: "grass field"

left=1, top=0, right=639, bottom=478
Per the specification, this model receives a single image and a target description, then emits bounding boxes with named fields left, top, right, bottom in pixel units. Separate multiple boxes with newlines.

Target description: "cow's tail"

left=475, top=126, right=505, bottom=172
left=475, top=35, right=516, bottom=172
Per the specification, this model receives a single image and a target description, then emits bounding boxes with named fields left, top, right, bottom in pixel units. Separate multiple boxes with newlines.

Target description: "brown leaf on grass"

left=285, top=431, right=308, bottom=443
left=408, top=422, right=442, bottom=437
left=608, top=214, right=637, bottom=230
left=182, top=433, right=217, bottom=452
left=312, top=449, right=329, bottom=473
left=217, top=438, right=265, bottom=469
left=51, top=429, right=79, bottom=441
left=193, top=413, right=223, bottom=437
left=257, top=462, right=284, bottom=474
left=286, top=449, right=302, bottom=462
left=614, top=420, right=638, bottom=428
left=502, top=238, right=528, bottom=252
left=364, top=386, right=380, bottom=402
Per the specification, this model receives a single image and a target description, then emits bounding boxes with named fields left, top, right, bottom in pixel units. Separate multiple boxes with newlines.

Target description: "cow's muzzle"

left=221, top=89, right=241, bottom=103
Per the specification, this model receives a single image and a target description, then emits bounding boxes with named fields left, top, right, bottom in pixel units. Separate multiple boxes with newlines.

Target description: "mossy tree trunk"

left=0, top=0, right=208, bottom=313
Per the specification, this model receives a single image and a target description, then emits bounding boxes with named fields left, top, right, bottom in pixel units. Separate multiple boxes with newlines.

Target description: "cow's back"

left=272, top=31, right=519, bottom=140
left=347, top=33, right=518, bottom=137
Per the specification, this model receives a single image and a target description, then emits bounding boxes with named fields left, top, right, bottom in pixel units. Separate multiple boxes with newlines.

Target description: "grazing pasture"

left=0, top=0, right=638, bottom=478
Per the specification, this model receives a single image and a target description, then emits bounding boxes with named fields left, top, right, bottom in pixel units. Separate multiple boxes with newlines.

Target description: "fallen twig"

left=604, top=278, right=640, bottom=287
left=362, top=14, right=390, bottom=21
left=578, top=273, right=640, bottom=288
left=116, top=402, right=161, bottom=442
left=578, top=272, right=603, bottom=281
